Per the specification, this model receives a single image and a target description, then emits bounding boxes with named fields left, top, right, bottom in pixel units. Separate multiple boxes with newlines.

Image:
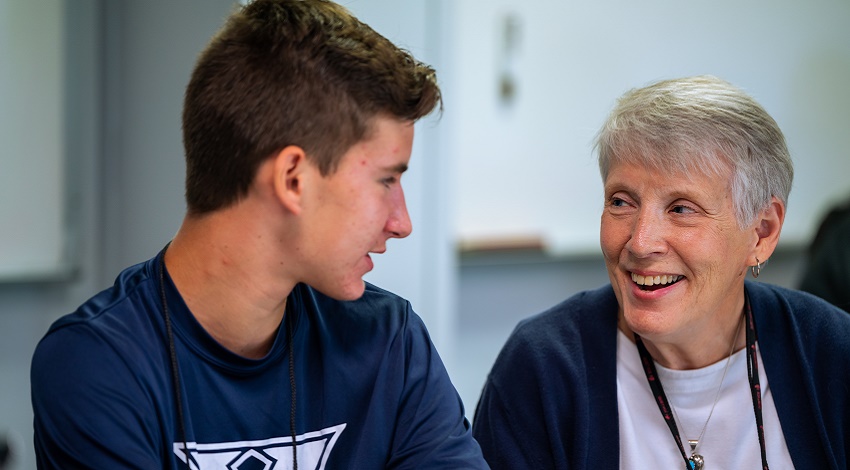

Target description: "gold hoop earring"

left=751, top=257, right=762, bottom=278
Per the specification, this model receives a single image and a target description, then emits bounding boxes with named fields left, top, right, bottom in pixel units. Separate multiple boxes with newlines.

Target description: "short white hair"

left=596, top=75, right=793, bottom=228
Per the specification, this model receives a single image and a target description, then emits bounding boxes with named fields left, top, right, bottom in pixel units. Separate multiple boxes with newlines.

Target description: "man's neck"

left=164, top=208, right=296, bottom=359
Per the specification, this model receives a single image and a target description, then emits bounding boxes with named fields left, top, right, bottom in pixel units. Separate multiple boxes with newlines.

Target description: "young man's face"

left=298, top=116, right=415, bottom=300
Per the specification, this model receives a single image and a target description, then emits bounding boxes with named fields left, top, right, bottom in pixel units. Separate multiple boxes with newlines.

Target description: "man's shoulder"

left=295, top=282, right=426, bottom=342
left=301, top=281, right=413, bottom=319
left=31, top=258, right=170, bottom=419
left=37, top=258, right=162, bottom=358
left=361, top=281, right=412, bottom=308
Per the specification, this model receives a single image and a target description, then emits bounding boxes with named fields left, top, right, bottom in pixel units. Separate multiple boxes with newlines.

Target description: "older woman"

left=473, top=75, right=850, bottom=469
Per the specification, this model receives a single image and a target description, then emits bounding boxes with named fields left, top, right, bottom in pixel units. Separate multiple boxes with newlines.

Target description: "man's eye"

left=671, top=205, right=695, bottom=214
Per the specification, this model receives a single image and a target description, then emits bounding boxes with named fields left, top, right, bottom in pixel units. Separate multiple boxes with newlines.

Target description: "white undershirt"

left=617, top=330, right=794, bottom=469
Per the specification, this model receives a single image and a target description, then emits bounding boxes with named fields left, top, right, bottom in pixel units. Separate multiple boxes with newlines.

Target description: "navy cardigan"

left=474, top=281, right=850, bottom=469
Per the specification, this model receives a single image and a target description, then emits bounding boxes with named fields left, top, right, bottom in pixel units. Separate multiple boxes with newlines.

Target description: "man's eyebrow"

left=385, top=163, right=408, bottom=174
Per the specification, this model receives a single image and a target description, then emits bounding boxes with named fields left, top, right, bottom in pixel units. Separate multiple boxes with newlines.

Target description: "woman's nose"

left=625, top=210, right=667, bottom=258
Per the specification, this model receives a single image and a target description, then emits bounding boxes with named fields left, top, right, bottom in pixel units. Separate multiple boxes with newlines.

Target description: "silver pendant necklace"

left=636, top=295, right=769, bottom=470
left=669, top=315, right=742, bottom=470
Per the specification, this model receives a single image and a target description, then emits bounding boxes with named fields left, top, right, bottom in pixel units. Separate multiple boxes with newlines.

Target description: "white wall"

left=100, top=0, right=234, bottom=284
left=449, top=0, right=850, bottom=255
left=0, top=2, right=103, bottom=468
left=0, top=0, right=68, bottom=280
left=344, top=0, right=459, bottom=363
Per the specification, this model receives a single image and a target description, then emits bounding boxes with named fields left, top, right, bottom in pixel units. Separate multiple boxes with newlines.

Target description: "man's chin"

left=313, top=280, right=366, bottom=302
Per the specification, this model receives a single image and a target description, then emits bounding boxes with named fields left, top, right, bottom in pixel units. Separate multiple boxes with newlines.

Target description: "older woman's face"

left=600, top=160, right=757, bottom=346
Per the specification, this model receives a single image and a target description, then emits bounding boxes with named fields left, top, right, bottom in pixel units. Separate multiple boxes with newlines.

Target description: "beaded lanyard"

left=634, top=295, right=768, bottom=470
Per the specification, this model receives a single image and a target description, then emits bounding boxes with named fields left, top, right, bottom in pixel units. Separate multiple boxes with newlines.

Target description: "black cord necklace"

left=157, top=244, right=298, bottom=470
left=634, top=294, right=768, bottom=470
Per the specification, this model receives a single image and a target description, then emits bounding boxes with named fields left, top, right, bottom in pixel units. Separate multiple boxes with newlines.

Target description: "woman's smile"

left=630, top=272, right=684, bottom=291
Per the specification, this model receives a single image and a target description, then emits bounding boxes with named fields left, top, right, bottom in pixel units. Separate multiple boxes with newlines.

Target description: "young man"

left=31, top=1, right=487, bottom=468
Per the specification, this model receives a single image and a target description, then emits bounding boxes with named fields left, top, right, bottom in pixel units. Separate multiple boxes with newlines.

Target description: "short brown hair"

left=182, top=0, right=442, bottom=214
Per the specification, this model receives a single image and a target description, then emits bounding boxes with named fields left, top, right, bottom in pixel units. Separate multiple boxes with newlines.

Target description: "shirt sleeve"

left=385, top=304, right=490, bottom=469
left=477, top=377, right=562, bottom=469
left=31, top=323, right=169, bottom=469
left=473, top=343, right=560, bottom=470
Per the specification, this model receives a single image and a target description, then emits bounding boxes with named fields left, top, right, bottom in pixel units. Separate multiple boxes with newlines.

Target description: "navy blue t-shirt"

left=32, top=251, right=487, bottom=469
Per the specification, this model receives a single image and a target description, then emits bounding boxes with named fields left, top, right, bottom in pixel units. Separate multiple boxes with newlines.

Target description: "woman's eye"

left=671, top=205, right=695, bottom=214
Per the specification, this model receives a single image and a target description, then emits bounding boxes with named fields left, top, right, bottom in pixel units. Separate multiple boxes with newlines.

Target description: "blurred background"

left=2, top=0, right=849, bottom=467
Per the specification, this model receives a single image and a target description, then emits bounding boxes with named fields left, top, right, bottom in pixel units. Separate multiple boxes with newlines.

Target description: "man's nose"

left=386, top=186, right=412, bottom=239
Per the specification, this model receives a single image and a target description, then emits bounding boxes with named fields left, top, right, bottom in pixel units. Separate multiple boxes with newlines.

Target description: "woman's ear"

left=272, top=145, right=309, bottom=215
left=751, top=196, right=786, bottom=265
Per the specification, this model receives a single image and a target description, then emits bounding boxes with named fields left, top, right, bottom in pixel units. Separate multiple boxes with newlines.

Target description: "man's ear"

left=750, top=196, right=786, bottom=265
left=272, top=145, right=310, bottom=215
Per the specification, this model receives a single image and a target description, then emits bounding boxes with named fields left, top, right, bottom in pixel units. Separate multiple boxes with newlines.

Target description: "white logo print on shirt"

left=173, top=423, right=346, bottom=469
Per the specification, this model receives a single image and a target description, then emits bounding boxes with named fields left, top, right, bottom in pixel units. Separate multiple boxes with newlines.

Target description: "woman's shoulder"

left=514, top=284, right=618, bottom=335
left=492, top=284, right=618, bottom=366
left=747, top=280, right=850, bottom=333
left=748, top=280, right=846, bottom=313
left=484, top=285, right=619, bottom=401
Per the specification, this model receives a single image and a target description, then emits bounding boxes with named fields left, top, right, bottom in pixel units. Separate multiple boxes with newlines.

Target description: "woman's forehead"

left=604, top=158, right=733, bottom=196
left=608, top=145, right=733, bottom=181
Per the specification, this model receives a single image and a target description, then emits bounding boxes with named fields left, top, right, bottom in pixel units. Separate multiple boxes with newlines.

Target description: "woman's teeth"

left=631, top=273, right=682, bottom=287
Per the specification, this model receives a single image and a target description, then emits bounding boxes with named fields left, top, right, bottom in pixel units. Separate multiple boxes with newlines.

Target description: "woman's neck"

left=619, top=311, right=746, bottom=370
